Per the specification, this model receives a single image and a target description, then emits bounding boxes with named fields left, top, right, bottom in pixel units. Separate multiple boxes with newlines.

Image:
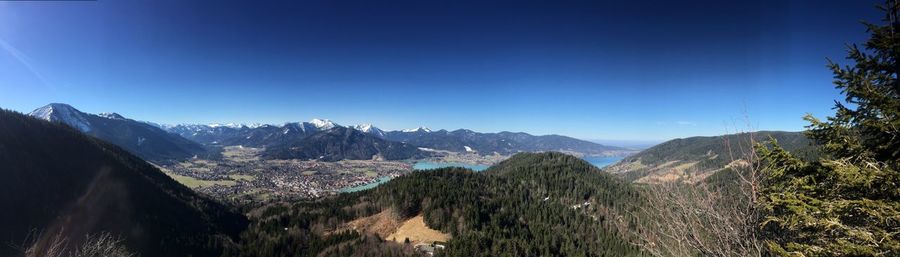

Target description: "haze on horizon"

left=0, top=0, right=881, bottom=141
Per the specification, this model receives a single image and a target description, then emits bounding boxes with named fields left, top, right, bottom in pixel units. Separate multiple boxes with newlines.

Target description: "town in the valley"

left=157, top=145, right=505, bottom=205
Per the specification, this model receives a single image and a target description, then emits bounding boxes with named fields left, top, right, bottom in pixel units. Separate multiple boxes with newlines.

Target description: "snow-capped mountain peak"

left=354, top=124, right=375, bottom=132
left=353, top=124, right=385, bottom=137
left=99, top=112, right=126, bottom=120
left=401, top=126, right=432, bottom=133
left=310, top=118, right=338, bottom=130
left=209, top=123, right=244, bottom=129
left=28, top=103, right=93, bottom=132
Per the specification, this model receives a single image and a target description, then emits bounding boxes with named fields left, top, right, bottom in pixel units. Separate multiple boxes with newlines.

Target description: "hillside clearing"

left=344, top=209, right=451, bottom=245
left=387, top=215, right=451, bottom=245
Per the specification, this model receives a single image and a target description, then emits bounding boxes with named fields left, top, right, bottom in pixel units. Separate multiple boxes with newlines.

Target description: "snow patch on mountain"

left=99, top=112, right=126, bottom=120
left=209, top=123, right=244, bottom=129
left=353, top=124, right=385, bottom=137
left=310, top=118, right=338, bottom=130
left=355, top=124, right=375, bottom=132
left=402, top=126, right=432, bottom=133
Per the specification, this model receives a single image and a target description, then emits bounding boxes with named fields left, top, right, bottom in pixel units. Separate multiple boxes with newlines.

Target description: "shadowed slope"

left=0, top=109, right=247, bottom=257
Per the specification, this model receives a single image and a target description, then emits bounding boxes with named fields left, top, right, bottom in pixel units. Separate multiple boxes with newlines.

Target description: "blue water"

left=340, top=176, right=393, bottom=193
left=340, top=158, right=620, bottom=193
left=581, top=156, right=624, bottom=168
left=413, top=162, right=489, bottom=172
left=339, top=162, right=488, bottom=193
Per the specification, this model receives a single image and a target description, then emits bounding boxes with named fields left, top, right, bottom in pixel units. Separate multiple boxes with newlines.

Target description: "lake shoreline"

left=338, top=156, right=623, bottom=192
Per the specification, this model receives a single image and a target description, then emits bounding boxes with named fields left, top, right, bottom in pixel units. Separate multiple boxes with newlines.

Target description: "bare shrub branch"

left=22, top=229, right=136, bottom=257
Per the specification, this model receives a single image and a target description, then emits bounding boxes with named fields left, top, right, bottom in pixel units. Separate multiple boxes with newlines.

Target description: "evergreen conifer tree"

left=758, top=1, right=900, bottom=255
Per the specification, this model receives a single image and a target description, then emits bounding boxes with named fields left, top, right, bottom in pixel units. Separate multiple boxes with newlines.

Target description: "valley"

left=156, top=142, right=624, bottom=205
left=22, top=103, right=635, bottom=207
left=157, top=145, right=414, bottom=204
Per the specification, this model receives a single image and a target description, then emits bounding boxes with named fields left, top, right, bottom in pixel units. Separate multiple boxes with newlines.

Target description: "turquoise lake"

left=582, top=156, right=624, bottom=168
left=339, top=156, right=623, bottom=192
left=339, top=176, right=393, bottom=193
left=412, top=162, right=489, bottom=171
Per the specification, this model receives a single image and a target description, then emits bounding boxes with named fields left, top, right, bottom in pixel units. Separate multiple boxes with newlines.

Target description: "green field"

left=222, top=146, right=263, bottom=162
left=229, top=174, right=256, bottom=181
left=164, top=172, right=236, bottom=188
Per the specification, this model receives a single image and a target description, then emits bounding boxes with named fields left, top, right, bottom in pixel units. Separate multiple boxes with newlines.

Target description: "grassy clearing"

left=229, top=174, right=256, bottom=181
left=387, top=215, right=451, bottom=245
left=233, top=188, right=272, bottom=202
left=222, top=145, right=263, bottom=162
left=347, top=209, right=402, bottom=237
left=672, top=161, right=697, bottom=172
left=164, top=172, right=236, bottom=188
left=177, top=159, right=217, bottom=172
left=636, top=161, right=700, bottom=184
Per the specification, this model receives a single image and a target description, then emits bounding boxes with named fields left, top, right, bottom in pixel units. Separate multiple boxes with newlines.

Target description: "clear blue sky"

left=0, top=0, right=882, bottom=141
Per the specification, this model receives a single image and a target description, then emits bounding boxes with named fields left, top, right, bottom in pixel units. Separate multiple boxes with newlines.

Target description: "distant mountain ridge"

left=265, top=126, right=425, bottom=161
left=26, top=103, right=628, bottom=161
left=167, top=121, right=628, bottom=157
left=167, top=120, right=424, bottom=161
left=166, top=119, right=340, bottom=146
left=605, top=131, right=818, bottom=183
left=28, top=103, right=206, bottom=161
left=382, top=129, right=630, bottom=156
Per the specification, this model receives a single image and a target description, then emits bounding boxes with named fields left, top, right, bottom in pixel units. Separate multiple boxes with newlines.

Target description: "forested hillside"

left=228, top=152, right=644, bottom=257
left=605, top=131, right=817, bottom=183
left=0, top=109, right=247, bottom=257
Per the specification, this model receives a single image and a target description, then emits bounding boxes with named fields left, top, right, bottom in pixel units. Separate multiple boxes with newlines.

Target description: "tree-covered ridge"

left=229, top=152, right=644, bottom=257
left=606, top=131, right=816, bottom=183
left=0, top=109, right=247, bottom=257
left=758, top=1, right=900, bottom=255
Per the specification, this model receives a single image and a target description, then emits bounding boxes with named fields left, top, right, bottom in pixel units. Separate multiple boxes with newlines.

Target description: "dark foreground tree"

left=758, top=1, right=900, bottom=256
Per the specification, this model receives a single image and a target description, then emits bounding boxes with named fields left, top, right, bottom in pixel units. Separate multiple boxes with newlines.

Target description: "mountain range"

left=166, top=119, right=629, bottom=158
left=28, top=103, right=206, bottom=161
left=25, top=103, right=629, bottom=162
left=383, top=129, right=628, bottom=155
left=264, top=126, right=426, bottom=161
left=164, top=119, right=425, bottom=160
